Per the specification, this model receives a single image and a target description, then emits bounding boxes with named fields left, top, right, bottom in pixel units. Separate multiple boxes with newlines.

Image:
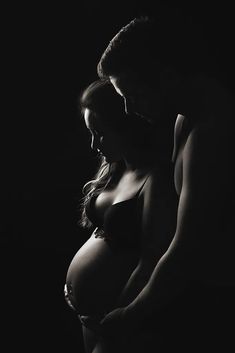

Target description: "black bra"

left=85, top=176, right=150, bottom=250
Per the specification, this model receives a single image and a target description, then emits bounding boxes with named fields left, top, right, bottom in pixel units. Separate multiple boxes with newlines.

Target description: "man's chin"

left=104, top=155, right=122, bottom=164
left=103, top=155, right=112, bottom=163
left=136, top=112, right=155, bottom=124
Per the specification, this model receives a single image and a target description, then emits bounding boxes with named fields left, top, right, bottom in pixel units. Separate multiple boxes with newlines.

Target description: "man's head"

left=97, top=14, right=213, bottom=123
left=97, top=17, right=157, bottom=84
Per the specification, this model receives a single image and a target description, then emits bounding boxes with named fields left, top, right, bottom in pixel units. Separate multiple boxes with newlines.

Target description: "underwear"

left=85, top=175, right=150, bottom=249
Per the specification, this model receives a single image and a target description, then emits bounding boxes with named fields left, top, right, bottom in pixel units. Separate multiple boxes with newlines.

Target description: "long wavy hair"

left=79, top=79, right=127, bottom=228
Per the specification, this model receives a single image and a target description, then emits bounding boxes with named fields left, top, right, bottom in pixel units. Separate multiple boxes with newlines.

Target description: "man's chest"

left=174, top=145, right=183, bottom=195
left=172, top=114, right=192, bottom=195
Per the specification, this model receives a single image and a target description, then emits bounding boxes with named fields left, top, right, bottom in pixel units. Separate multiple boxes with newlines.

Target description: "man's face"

left=110, top=74, right=159, bottom=124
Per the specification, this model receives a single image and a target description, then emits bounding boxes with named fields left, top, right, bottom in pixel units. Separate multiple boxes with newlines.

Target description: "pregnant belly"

left=66, top=230, right=139, bottom=315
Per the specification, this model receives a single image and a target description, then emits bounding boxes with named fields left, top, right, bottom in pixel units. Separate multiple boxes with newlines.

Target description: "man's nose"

left=124, top=97, right=134, bottom=115
left=91, top=136, right=98, bottom=151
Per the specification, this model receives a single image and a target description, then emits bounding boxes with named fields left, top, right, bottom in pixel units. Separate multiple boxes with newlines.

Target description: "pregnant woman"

left=64, top=79, right=178, bottom=353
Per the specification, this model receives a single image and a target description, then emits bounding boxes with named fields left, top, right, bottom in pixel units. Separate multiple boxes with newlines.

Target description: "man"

left=89, top=13, right=235, bottom=351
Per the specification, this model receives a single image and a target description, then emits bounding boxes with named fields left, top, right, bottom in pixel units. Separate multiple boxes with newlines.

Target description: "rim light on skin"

left=110, top=75, right=158, bottom=123
left=84, top=108, right=104, bottom=155
left=110, top=75, right=136, bottom=115
left=84, top=107, right=122, bottom=163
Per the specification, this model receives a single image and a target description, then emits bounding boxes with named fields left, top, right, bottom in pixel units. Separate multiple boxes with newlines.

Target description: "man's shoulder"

left=173, top=115, right=223, bottom=157
left=182, top=119, right=234, bottom=186
left=185, top=118, right=232, bottom=153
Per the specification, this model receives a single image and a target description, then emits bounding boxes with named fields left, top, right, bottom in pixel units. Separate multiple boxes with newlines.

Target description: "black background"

left=2, top=1, right=234, bottom=351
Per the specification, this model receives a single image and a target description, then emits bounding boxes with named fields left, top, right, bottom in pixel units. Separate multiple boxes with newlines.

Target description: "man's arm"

left=100, top=124, right=228, bottom=333
left=123, top=124, right=227, bottom=321
left=117, top=169, right=178, bottom=307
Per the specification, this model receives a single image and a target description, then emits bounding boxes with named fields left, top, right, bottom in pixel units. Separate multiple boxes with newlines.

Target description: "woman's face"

left=84, top=108, right=123, bottom=163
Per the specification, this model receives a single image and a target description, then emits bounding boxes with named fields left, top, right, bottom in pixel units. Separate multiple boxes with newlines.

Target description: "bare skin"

left=92, top=75, right=235, bottom=352
left=67, top=166, right=177, bottom=353
left=66, top=108, right=178, bottom=353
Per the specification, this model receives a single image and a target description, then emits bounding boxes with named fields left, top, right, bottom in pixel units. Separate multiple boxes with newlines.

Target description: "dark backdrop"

left=2, top=1, right=234, bottom=351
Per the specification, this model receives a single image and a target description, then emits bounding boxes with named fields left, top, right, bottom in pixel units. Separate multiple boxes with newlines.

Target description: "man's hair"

left=97, top=13, right=215, bottom=81
left=97, top=16, right=156, bottom=79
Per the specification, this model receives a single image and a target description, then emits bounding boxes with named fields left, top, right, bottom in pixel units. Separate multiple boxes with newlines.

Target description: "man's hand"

left=79, top=303, right=145, bottom=339
left=100, top=308, right=126, bottom=336
left=100, top=305, right=144, bottom=338
left=79, top=314, right=104, bottom=334
left=80, top=307, right=138, bottom=336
